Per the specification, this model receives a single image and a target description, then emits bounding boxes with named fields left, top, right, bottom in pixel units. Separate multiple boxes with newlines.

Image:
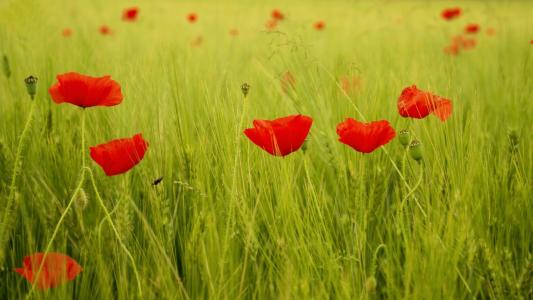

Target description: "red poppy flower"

left=336, top=118, right=396, bottom=153
left=271, top=9, right=284, bottom=21
left=441, top=7, right=461, bottom=20
left=187, top=13, right=198, bottom=23
left=244, top=115, right=313, bottom=157
left=90, top=134, right=148, bottom=176
left=313, top=21, right=325, bottom=30
left=465, top=23, right=480, bottom=34
left=62, top=28, right=73, bottom=37
left=99, top=25, right=111, bottom=35
left=14, top=253, right=82, bottom=290
left=49, top=72, right=123, bottom=108
left=122, top=7, right=139, bottom=21
left=530, top=39, right=533, bottom=44
left=398, top=85, right=453, bottom=121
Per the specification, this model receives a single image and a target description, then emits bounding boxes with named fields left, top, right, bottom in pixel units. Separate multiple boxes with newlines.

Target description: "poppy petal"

left=90, top=134, right=148, bottom=176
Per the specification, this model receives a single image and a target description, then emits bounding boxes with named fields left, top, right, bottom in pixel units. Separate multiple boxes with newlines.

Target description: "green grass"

left=0, top=0, right=532, bottom=298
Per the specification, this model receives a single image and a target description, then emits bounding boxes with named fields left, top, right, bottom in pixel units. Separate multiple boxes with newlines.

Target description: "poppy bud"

left=365, top=276, right=377, bottom=293
left=241, top=82, right=250, bottom=97
left=2, top=54, right=11, bottom=78
left=409, top=140, right=423, bottom=161
left=398, top=129, right=410, bottom=146
left=24, top=75, right=38, bottom=100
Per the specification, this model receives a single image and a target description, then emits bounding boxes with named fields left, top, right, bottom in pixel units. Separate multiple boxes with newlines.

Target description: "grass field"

left=0, top=0, right=532, bottom=299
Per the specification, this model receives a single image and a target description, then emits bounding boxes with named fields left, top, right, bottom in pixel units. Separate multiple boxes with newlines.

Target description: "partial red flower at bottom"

left=14, top=253, right=82, bottom=290
left=398, top=85, right=453, bottom=121
left=90, top=134, right=148, bottom=176
left=244, top=114, right=313, bottom=157
left=337, top=118, right=396, bottom=153
left=313, top=21, right=325, bottom=30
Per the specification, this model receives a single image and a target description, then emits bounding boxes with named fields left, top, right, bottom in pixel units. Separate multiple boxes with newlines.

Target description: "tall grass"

left=0, top=0, right=532, bottom=299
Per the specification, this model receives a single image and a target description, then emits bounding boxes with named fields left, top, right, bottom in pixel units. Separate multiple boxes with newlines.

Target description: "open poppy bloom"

left=313, top=21, right=325, bottom=30
left=271, top=9, right=284, bottom=21
left=49, top=72, right=123, bottom=108
left=187, top=13, right=198, bottom=23
left=244, top=115, right=313, bottom=157
left=441, top=7, right=461, bottom=20
left=99, top=25, right=111, bottom=35
left=337, top=118, right=396, bottom=153
left=90, top=134, right=148, bottom=176
left=122, top=7, right=139, bottom=21
left=14, top=253, right=82, bottom=290
left=398, top=85, right=452, bottom=121
left=465, top=23, right=480, bottom=34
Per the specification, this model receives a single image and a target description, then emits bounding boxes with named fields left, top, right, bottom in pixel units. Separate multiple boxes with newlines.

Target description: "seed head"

left=365, top=276, right=377, bottom=293
left=74, top=189, right=89, bottom=210
left=24, top=75, right=38, bottom=100
left=409, top=140, right=423, bottom=161
left=398, top=129, right=410, bottom=146
left=241, top=82, right=250, bottom=97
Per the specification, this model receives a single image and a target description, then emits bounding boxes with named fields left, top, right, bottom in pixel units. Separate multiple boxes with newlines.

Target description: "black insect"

left=152, top=176, right=164, bottom=186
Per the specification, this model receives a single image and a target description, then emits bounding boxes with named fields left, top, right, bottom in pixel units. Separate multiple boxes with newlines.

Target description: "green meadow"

left=0, top=0, right=532, bottom=298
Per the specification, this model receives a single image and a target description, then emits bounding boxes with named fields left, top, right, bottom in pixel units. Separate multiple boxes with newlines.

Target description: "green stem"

left=87, top=168, right=143, bottom=296
left=26, top=110, right=86, bottom=298
left=0, top=100, right=37, bottom=265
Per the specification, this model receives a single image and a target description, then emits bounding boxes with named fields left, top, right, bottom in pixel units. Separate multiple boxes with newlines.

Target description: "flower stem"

left=0, top=100, right=37, bottom=266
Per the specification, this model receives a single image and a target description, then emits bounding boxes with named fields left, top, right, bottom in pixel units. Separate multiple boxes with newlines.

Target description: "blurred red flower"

left=313, top=21, right=325, bottom=30
left=122, top=7, right=139, bottom=21
left=336, top=118, right=396, bottom=153
left=244, top=115, right=313, bottom=157
left=187, top=13, right=198, bottom=23
left=398, top=85, right=452, bottom=121
left=62, top=28, right=73, bottom=37
left=90, top=134, right=148, bottom=176
left=272, top=9, right=284, bottom=21
left=99, top=25, right=111, bottom=35
left=441, top=7, right=461, bottom=20
left=14, top=253, right=82, bottom=290
left=266, top=19, right=278, bottom=30
left=49, top=72, right=123, bottom=108
left=465, top=23, right=480, bottom=34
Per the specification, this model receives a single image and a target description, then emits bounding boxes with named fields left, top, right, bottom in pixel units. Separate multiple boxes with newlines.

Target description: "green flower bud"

left=409, top=140, right=423, bottom=161
left=241, top=82, right=250, bottom=97
left=365, top=276, right=377, bottom=293
left=398, top=129, right=410, bottom=146
left=74, top=188, right=89, bottom=210
left=2, top=55, right=11, bottom=78
left=24, top=75, right=38, bottom=100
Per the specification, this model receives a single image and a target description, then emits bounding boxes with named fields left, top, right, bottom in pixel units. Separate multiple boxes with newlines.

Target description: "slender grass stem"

left=0, top=100, right=37, bottom=265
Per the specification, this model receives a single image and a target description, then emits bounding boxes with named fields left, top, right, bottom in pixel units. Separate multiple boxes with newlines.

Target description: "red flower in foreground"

left=122, top=7, right=139, bottom=21
left=244, top=115, right=313, bottom=157
left=14, top=253, right=82, bottom=290
left=49, top=72, right=123, bottom=108
left=398, top=85, right=453, bottom=121
left=99, top=25, right=111, bottom=35
left=62, top=28, right=73, bottom=37
left=337, top=118, right=396, bottom=153
left=441, top=7, right=461, bottom=20
left=272, top=9, right=284, bottom=21
left=90, top=134, right=148, bottom=176
left=187, top=13, right=198, bottom=23
left=314, top=21, right=325, bottom=30
left=465, top=23, right=480, bottom=34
